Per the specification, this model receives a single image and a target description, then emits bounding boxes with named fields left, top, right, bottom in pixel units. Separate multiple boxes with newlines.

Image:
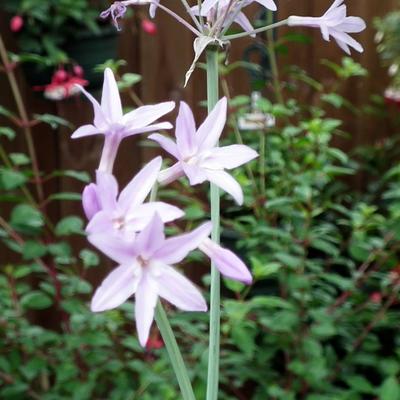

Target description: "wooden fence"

left=0, top=0, right=399, bottom=222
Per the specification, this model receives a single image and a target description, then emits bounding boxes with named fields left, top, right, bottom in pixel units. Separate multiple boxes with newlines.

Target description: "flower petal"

left=182, top=162, right=208, bottom=185
left=77, top=85, right=107, bottom=130
left=122, top=102, right=175, bottom=129
left=135, top=272, right=159, bottom=347
left=203, top=144, right=258, bottom=170
left=233, top=12, right=255, bottom=36
left=118, top=156, right=162, bottom=212
left=87, top=223, right=136, bottom=264
left=148, top=133, right=180, bottom=159
left=95, top=170, right=119, bottom=211
left=101, top=68, right=123, bottom=122
left=204, top=169, right=244, bottom=205
left=134, top=213, right=165, bottom=258
left=200, top=238, right=253, bottom=284
left=201, top=0, right=219, bottom=15
left=175, top=102, right=197, bottom=157
left=71, top=124, right=100, bottom=139
left=158, top=264, right=207, bottom=311
left=91, top=262, right=141, bottom=312
left=82, top=183, right=101, bottom=220
left=124, top=122, right=173, bottom=138
left=196, top=97, right=227, bottom=151
left=158, top=163, right=185, bottom=186
left=126, top=202, right=184, bottom=231
left=255, top=0, right=277, bottom=11
left=153, top=221, right=212, bottom=264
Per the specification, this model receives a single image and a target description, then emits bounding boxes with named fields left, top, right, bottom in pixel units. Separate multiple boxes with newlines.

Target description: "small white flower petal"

left=91, top=262, right=141, bottom=312
left=204, top=169, right=244, bottom=205
left=196, top=97, right=227, bottom=152
left=158, top=264, right=207, bottom=311
left=101, top=68, right=123, bottom=122
left=118, top=157, right=162, bottom=212
left=135, top=272, right=159, bottom=347
left=154, top=222, right=212, bottom=265
left=71, top=124, right=100, bottom=139
left=175, top=102, right=197, bottom=157
left=200, top=238, right=253, bottom=284
left=148, top=133, right=180, bottom=159
left=203, top=144, right=258, bottom=170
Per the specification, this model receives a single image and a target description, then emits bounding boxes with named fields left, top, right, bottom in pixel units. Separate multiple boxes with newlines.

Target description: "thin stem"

left=266, top=11, right=284, bottom=104
left=258, top=131, right=266, bottom=196
left=0, top=34, right=44, bottom=203
left=180, top=0, right=203, bottom=32
left=206, top=48, right=221, bottom=400
left=152, top=2, right=201, bottom=36
left=154, top=302, right=196, bottom=400
left=150, top=183, right=196, bottom=400
left=222, top=19, right=288, bottom=41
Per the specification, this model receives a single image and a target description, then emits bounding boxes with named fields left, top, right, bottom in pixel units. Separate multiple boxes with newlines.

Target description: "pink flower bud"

left=141, top=19, right=158, bottom=36
left=53, top=68, right=68, bottom=83
left=73, top=65, right=84, bottom=78
left=10, top=16, right=24, bottom=33
left=370, top=292, right=382, bottom=304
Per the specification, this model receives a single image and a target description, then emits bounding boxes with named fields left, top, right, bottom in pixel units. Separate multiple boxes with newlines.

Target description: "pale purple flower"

left=71, top=68, right=174, bottom=173
left=90, top=213, right=211, bottom=346
left=149, top=97, right=258, bottom=205
left=100, top=1, right=127, bottom=30
left=200, top=238, right=252, bottom=284
left=288, top=0, right=366, bottom=54
left=83, top=157, right=184, bottom=239
left=201, top=0, right=277, bottom=17
left=192, top=0, right=276, bottom=38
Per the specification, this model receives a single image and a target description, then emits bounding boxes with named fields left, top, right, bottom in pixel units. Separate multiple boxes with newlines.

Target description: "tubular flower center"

left=112, top=216, right=125, bottom=230
left=138, top=256, right=150, bottom=268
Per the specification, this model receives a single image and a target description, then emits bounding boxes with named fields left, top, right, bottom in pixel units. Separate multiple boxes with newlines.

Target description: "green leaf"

left=0, top=168, right=27, bottom=190
left=0, top=127, right=16, bottom=140
left=20, top=291, right=53, bottom=310
left=10, top=204, right=44, bottom=234
left=79, top=249, right=99, bottom=268
left=380, top=377, right=400, bottom=400
left=346, top=375, right=375, bottom=394
left=51, top=170, right=90, bottom=183
left=55, top=216, right=84, bottom=236
left=251, top=258, right=281, bottom=279
left=33, top=113, right=72, bottom=129
left=9, top=153, right=30, bottom=166
left=22, top=241, right=47, bottom=260
left=48, top=192, right=82, bottom=202
left=118, top=73, right=142, bottom=90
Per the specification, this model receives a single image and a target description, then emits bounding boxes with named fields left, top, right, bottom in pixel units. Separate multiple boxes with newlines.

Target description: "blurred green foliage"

left=1, top=0, right=110, bottom=66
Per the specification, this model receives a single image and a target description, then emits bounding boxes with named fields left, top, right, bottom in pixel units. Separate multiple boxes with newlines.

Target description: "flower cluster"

left=100, top=0, right=366, bottom=85
left=72, top=68, right=256, bottom=346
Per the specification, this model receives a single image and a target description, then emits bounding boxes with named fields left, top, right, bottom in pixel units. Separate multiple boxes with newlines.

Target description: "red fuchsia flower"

left=34, top=68, right=89, bottom=101
left=10, top=15, right=24, bottom=33
left=384, top=87, right=400, bottom=108
left=141, top=19, right=158, bottom=35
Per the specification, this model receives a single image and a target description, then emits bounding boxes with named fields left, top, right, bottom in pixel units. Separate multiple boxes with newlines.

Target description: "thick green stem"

left=206, top=48, right=221, bottom=400
left=150, top=184, right=196, bottom=400
left=154, top=302, right=196, bottom=400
